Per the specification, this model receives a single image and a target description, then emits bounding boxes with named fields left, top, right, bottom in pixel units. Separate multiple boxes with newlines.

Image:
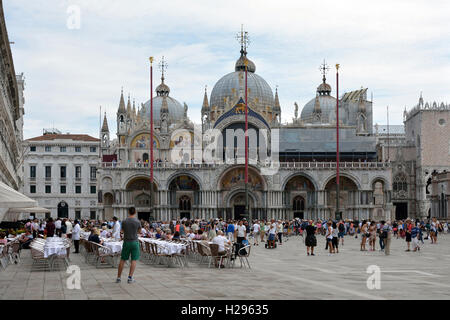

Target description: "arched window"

left=393, top=174, right=408, bottom=192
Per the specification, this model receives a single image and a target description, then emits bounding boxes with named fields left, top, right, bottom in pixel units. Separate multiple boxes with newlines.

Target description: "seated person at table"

left=195, top=229, right=203, bottom=240
left=19, top=230, right=33, bottom=249
left=165, top=230, right=173, bottom=241
left=0, top=232, right=7, bottom=244
left=88, top=228, right=103, bottom=245
left=187, top=231, right=196, bottom=240
left=100, top=226, right=109, bottom=238
left=212, top=230, right=231, bottom=255
left=172, top=231, right=181, bottom=240
left=155, top=228, right=163, bottom=239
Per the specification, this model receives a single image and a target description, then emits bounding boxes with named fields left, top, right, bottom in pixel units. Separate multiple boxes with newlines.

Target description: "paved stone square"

left=1, top=234, right=449, bottom=300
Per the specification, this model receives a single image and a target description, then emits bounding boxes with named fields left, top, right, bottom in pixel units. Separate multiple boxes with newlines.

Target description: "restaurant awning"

left=2, top=207, right=50, bottom=222
left=7, top=207, right=50, bottom=213
left=0, top=181, right=37, bottom=208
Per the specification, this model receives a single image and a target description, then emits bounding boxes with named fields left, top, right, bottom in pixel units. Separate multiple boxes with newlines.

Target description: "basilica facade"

left=97, top=45, right=394, bottom=222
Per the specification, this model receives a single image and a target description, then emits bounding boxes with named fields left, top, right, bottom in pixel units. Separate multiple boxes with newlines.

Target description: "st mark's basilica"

left=97, top=35, right=395, bottom=223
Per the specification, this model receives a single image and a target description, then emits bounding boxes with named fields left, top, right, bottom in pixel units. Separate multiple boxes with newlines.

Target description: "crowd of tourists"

left=5, top=215, right=448, bottom=256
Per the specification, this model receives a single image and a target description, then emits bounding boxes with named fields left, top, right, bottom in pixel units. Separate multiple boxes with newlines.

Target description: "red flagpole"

left=150, top=57, right=154, bottom=212
left=336, top=64, right=340, bottom=220
left=244, top=58, right=249, bottom=218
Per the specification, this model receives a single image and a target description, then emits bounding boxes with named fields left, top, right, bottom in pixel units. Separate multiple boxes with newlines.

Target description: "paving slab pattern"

left=1, top=234, right=449, bottom=300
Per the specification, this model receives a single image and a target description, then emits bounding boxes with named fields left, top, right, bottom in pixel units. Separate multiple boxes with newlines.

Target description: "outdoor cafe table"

left=139, top=238, right=187, bottom=255
left=101, top=238, right=123, bottom=254
left=43, top=237, right=66, bottom=258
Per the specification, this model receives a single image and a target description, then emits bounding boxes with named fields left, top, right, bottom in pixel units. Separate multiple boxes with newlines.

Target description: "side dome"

left=300, top=95, right=337, bottom=123
left=141, top=96, right=184, bottom=123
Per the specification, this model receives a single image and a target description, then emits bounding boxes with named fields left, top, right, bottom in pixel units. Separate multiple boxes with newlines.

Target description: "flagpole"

left=149, top=57, right=154, bottom=220
left=245, top=58, right=249, bottom=220
left=335, top=64, right=340, bottom=221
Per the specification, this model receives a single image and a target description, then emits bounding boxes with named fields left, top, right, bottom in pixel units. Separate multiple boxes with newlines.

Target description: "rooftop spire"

left=156, top=56, right=170, bottom=96
left=274, top=86, right=281, bottom=111
left=118, top=87, right=126, bottom=112
left=101, top=112, right=109, bottom=132
left=317, top=60, right=332, bottom=96
left=202, top=85, right=209, bottom=111
left=235, top=25, right=255, bottom=73
left=126, top=94, right=132, bottom=114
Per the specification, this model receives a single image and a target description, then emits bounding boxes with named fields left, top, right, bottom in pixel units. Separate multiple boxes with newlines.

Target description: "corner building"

left=98, top=46, right=393, bottom=222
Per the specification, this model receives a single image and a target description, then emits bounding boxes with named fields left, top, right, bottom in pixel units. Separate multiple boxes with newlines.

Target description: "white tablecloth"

left=103, top=240, right=123, bottom=253
left=43, top=238, right=66, bottom=258
left=139, top=238, right=186, bottom=255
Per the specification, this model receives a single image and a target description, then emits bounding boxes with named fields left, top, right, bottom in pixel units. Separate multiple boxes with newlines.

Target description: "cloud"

left=3, top=0, right=450, bottom=138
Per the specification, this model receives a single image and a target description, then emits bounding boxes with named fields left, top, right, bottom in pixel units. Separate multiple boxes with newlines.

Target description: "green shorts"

left=120, top=241, right=140, bottom=261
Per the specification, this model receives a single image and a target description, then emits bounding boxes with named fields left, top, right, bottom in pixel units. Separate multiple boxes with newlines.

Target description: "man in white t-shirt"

left=55, top=218, right=62, bottom=237
left=252, top=221, right=260, bottom=246
left=65, top=219, right=73, bottom=239
left=235, top=220, right=247, bottom=244
left=212, top=231, right=231, bottom=253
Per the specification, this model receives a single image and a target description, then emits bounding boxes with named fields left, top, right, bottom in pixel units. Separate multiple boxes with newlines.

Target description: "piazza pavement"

left=0, top=234, right=449, bottom=300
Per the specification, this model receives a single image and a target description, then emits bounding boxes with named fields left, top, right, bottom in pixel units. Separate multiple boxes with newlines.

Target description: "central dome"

left=210, top=53, right=274, bottom=112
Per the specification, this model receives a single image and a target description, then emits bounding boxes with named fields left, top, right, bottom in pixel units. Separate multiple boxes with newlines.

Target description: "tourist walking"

left=325, top=221, right=334, bottom=255
left=360, top=220, right=368, bottom=251
left=332, top=221, right=339, bottom=253
left=46, top=218, right=56, bottom=237
left=405, top=219, right=412, bottom=251
left=277, top=220, right=283, bottom=245
left=383, top=222, right=392, bottom=255
left=55, top=218, right=62, bottom=237
left=117, top=207, right=142, bottom=284
left=235, top=220, right=247, bottom=244
left=338, top=220, right=345, bottom=246
left=411, top=223, right=422, bottom=252
left=305, top=220, right=317, bottom=256
left=369, top=221, right=377, bottom=251
left=65, top=219, right=73, bottom=239
left=226, top=221, right=235, bottom=242
left=252, top=220, right=260, bottom=246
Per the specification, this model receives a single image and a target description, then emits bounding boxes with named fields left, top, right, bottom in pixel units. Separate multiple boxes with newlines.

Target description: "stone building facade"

left=22, top=131, right=100, bottom=220
left=0, top=3, right=24, bottom=190
left=97, top=43, right=393, bottom=222
left=430, top=171, right=449, bottom=219
left=375, top=96, right=450, bottom=220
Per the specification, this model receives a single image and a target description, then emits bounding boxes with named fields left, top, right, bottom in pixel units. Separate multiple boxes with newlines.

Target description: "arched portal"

left=219, top=166, right=266, bottom=220
left=283, top=174, right=316, bottom=220
left=325, top=176, right=358, bottom=219
left=57, top=201, right=68, bottom=218
left=125, top=177, right=159, bottom=221
left=168, top=175, right=200, bottom=220
left=228, top=192, right=255, bottom=220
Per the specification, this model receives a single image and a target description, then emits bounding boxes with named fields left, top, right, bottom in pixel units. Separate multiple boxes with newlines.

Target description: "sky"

left=4, top=0, right=450, bottom=139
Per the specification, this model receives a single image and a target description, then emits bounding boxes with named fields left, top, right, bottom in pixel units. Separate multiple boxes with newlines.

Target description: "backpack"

left=338, top=223, right=345, bottom=232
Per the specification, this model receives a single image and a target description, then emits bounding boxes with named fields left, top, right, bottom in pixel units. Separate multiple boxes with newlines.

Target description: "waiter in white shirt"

left=112, top=217, right=121, bottom=240
left=55, top=218, right=62, bottom=237
left=235, top=220, right=247, bottom=244
left=72, top=220, right=81, bottom=253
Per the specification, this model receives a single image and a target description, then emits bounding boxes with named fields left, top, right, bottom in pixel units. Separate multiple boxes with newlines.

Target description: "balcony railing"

left=100, top=161, right=391, bottom=170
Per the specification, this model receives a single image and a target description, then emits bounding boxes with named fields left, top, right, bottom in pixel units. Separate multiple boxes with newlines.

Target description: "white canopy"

left=0, top=181, right=37, bottom=208
left=7, top=207, right=50, bottom=213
